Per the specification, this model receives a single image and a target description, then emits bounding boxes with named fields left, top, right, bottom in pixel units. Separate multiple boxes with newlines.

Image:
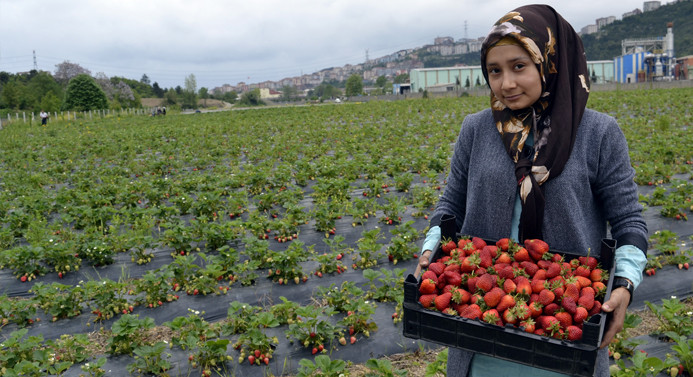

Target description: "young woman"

left=416, top=5, right=647, bottom=376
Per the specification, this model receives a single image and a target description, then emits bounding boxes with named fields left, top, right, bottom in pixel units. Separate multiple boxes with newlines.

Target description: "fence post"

left=23, top=112, right=26, bottom=123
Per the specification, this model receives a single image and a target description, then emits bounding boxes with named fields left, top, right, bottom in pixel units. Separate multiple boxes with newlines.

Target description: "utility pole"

left=33, top=50, right=38, bottom=71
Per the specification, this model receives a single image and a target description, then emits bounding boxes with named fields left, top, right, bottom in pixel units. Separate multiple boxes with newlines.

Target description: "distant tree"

left=345, top=74, right=363, bottom=97
left=152, top=82, right=165, bottom=98
left=40, top=92, right=61, bottom=112
left=375, top=75, right=388, bottom=88
left=475, top=77, right=481, bottom=87
left=140, top=74, right=151, bottom=85
left=175, top=86, right=183, bottom=95
left=164, top=89, right=178, bottom=105
left=0, top=80, right=21, bottom=109
left=63, top=74, right=107, bottom=111
left=393, top=73, right=409, bottom=84
left=238, top=89, right=264, bottom=106
left=182, top=74, right=197, bottom=108
left=0, top=71, right=10, bottom=85
left=465, top=77, right=470, bottom=88
left=54, top=61, right=90, bottom=85
left=28, top=71, right=62, bottom=108
left=281, top=85, right=297, bottom=101
left=313, top=83, right=342, bottom=99
left=221, top=90, right=238, bottom=104
left=198, top=87, right=209, bottom=107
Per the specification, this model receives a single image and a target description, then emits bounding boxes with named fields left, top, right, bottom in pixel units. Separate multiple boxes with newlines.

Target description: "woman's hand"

left=414, top=249, right=433, bottom=278
left=599, top=287, right=631, bottom=348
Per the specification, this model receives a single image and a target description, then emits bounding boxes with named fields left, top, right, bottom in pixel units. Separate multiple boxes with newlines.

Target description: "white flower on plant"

left=671, top=296, right=677, bottom=299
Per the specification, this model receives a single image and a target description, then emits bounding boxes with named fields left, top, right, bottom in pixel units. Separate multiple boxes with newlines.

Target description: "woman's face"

left=485, top=44, right=542, bottom=111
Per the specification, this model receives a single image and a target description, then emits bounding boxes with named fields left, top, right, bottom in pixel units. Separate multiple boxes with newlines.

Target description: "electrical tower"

left=465, top=20, right=468, bottom=40
left=33, top=50, right=38, bottom=70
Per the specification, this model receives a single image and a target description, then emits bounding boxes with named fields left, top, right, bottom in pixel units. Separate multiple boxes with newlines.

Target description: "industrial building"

left=411, top=22, right=688, bottom=92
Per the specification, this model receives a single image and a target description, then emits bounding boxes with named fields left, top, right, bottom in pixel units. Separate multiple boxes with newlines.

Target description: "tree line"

left=0, top=61, right=221, bottom=115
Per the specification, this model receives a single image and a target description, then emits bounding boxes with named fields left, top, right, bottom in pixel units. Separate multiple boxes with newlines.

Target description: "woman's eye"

left=515, top=63, right=525, bottom=70
left=489, top=67, right=500, bottom=74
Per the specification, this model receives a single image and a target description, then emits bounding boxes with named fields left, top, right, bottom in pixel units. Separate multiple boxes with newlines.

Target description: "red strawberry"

left=496, top=294, right=516, bottom=312
left=574, top=265, right=591, bottom=278
left=524, top=239, right=549, bottom=258
left=589, top=268, right=606, bottom=282
left=520, top=261, right=539, bottom=277
left=472, top=237, right=487, bottom=250
left=460, top=303, right=482, bottom=319
left=555, top=311, right=573, bottom=328
left=588, top=300, right=602, bottom=316
left=561, top=296, right=578, bottom=315
left=502, top=308, right=518, bottom=325
left=441, top=239, right=457, bottom=255
left=566, top=325, right=583, bottom=341
left=419, top=294, right=437, bottom=308
left=482, top=309, right=502, bottom=325
left=479, top=248, right=493, bottom=268
left=573, top=306, right=588, bottom=323
left=520, top=318, right=536, bottom=333
left=496, top=252, right=513, bottom=264
left=422, top=270, right=438, bottom=282
left=533, top=269, right=547, bottom=280
left=514, top=300, right=531, bottom=321
left=546, top=263, right=561, bottom=279
left=496, top=238, right=511, bottom=252
left=435, top=292, right=452, bottom=311
left=531, top=279, right=547, bottom=294
left=578, top=293, right=595, bottom=311
left=443, top=271, right=462, bottom=287
left=476, top=274, right=496, bottom=293
left=451, top=288, right=471, bottom=305
left=563, top=283, right=580, bottom=302
left=497, top=265, right=515, bottom=279
left=444, top=263, right=461, bottom=274
left=575, top=276, right=592, bottom=289
left=592, top=281, right=607, bottom=297
left=515, top=276, right=532, bottom=296
left=513, top=247, right=531, bottom=262
left=428, top=262, right=445, bottom=276
left=457, top=238, right=470, bottom=249
left=466, top=276, right=479, bottom=292
left=543, top=303, right=560, bottom=316
left=538, top=289, right=555, bottom=306
left=538, top=315, right=560, bottom=331
left=528, top=301, right=544, bottom=318
left=578, top=256, right=598, bottom=270
left=483, top=287, right=505, bottom=308
left=502, top=279, right=517, bottom=294
left=419, top=279, right=437, bottom=294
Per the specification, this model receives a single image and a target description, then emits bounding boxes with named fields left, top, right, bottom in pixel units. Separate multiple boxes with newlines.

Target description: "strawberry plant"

left=45, top=333, right=91, bottom=365
left=222, top=301, right=262, bottom=335
left=296, top=355, right=348, bottom=377
left=0, top=295, right=38, bottom=327
left=127, top=342, right=172, bottom=377
left=80, top=356, right=107, bottom=377
left=266, top=241, right=311, bottom=285
left=134, top=269, right=178, bottom=309
left=164, top=309, right=219, bottom=351
left=232, top=313, right=280, bottom=366
left=269, top=296, right=301, bottom=325
left=611, top=350, right=679, bottom=377
left=30, top=282, right=84, bottom=321
left=339, top=300, right=378, bottom=338
left=107, top=314, right=155, bottom=355
left=386, top=220, right=419, bottom=263
left=381, top=196, right=406, bottom=225
left=286, top=305, right=342, bottom=354
left=3, top=245, right=47, bottom=281
left=354, top=228, right=384, bottom=269
left=77, top=232, right=115, bottom=267
left=316, top=281, right=364, bottom=312
left=161, top=220, right=196, bottom=256
left=665, top=332, right=693, bottom=376
left=346, top=196, right=376, bottom=226
left=608, top=313, right=646, bottom=358
left=645, top=297, right=693, bottom=337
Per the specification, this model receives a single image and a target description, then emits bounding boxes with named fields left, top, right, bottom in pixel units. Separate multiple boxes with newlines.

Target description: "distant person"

left=40, top=110, right=49, bottom=125
left=162, top=106, right=166, bottom=115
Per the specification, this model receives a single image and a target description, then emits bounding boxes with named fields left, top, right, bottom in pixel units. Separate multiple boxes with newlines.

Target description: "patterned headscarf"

left=480, top=4, right=590, bottom=242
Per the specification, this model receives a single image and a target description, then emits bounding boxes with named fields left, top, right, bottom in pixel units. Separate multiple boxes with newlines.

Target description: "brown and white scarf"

left=480, top=4, right=591, bottom=241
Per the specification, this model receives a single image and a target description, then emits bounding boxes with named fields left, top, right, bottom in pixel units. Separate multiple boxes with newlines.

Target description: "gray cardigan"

left=430, top=108, right=648, bottom=255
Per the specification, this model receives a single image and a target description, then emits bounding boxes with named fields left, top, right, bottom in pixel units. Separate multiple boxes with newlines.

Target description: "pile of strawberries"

left=418, top=237, right=609, bottom=342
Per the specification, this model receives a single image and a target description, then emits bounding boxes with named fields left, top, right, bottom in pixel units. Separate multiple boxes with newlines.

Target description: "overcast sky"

left=0, top=0, right=665, bottom=89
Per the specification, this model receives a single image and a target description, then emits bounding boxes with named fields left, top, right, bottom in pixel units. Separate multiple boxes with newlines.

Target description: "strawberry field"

left=0, top=88, right=692, bottom=377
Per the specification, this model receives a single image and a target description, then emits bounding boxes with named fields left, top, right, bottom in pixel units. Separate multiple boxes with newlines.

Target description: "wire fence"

left=0, top=107, right=167, bottom=128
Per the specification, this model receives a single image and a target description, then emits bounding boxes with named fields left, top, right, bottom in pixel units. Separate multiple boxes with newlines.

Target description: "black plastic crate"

left=403, top=238, right=616, bottom=377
